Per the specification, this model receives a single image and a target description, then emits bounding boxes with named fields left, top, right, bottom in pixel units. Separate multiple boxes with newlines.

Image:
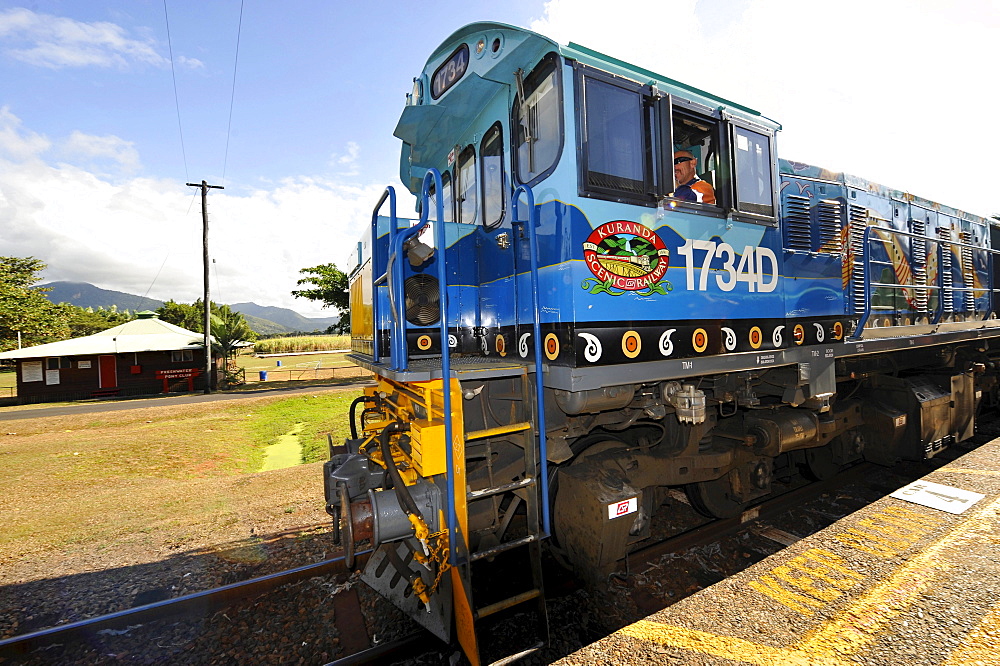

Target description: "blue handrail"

left=370, top=187, right=397, bottom=364
left=417, top=169, right=458, bottom=563
left=512, top=184, right=550, bottom=538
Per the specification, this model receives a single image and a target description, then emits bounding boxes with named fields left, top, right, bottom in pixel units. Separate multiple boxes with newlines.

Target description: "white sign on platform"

left=890, top=480, right=985, bottom=515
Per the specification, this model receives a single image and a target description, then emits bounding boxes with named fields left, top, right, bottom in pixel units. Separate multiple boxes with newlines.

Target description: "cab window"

left=513, top=52, right=562, bottom=185
left=579, top=73, right=651, bottom=201
left=480, top=123, right=505, bottom=229
left=731, top=125, right=775, bottom=218
left=456, top=146, right=477, bottom=224
left=427, top=171, right=453, bottom=223
left=669, top=109, right=721, bottom=207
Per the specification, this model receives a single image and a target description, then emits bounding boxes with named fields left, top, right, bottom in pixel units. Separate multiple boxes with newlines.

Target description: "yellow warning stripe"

left=793, top=496, right=1000, bottom=658
left=617, top=621, right=840, bottom=666
left=941, top=602, right=1000, bottom=666
left=613, top=496, right=1000, bottom=665
left=938, top=467, right=1000, bottom=477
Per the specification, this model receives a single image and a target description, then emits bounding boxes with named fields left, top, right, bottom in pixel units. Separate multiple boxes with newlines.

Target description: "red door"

left=98, top=355, right=117, bottom=388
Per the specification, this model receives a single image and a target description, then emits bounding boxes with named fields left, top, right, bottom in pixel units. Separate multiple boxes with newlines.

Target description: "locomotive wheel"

left=686, top=476, right=747, bottom=519
left=803, top=443, right=841, bottom=481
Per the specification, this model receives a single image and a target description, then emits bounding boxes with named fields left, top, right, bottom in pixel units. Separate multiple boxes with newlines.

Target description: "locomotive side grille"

left=783, top=195, right=812, bottom=250
left=910, top=219, right=929, bottom=312
left=849, top=204, right=869, bottom=314
left=816, top=199, right=843, bottom=254
left=939, top=228, right=954, bottom=313
left=960, top=230, right=975, bottom=312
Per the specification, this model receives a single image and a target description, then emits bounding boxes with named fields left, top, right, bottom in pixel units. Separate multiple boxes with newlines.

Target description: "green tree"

left=157, top=299, right=204, bottom=331
left=211, top=305, right=257, bottom=386
left=56, top=304, right=135, bottom=338
left=0, top=257, right=69, bottom=352
left=291, top=263, right=349, bottom=333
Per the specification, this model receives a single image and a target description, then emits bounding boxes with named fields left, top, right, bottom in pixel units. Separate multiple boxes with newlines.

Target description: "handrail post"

left=417, top=169, right=457, bottom=564
left=512, top=185, right=550, bottom=538
left=370, top=187, right=396, bottom=364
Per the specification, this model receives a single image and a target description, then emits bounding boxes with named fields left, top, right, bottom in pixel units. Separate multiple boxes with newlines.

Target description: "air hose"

left=349, top=395, right=378, bottom=440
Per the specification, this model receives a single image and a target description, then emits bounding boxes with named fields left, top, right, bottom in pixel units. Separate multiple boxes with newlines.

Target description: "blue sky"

left=1, top=1, right=998, bottom=316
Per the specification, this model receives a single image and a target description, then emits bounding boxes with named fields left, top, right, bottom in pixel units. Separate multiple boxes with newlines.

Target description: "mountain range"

left=41, top=281, right=341, bottom=335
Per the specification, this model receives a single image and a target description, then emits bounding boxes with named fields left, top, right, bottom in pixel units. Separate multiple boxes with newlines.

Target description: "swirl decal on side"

left=519, top=332, right=530, bottom=358
left=721, top=327, right=737, bottom=352
left=658, top=329, right=677, bottom=356
left=448, top=334, right=458, bottom=348
left=578, top=333, right=602, bottom=363
left=813, top=322, right=825, bottom=342
left=772, top=325, right=785, bottom=347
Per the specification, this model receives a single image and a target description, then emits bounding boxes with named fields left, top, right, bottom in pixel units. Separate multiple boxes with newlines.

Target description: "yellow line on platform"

left=616, top=620, right=842, bottom=666
left=938, top=467, right=1000, bottom=477
left=942, top=602, right=1000, bottom=665
left=793, top=496, right=1000, bottom=660
left=615, top=496, right=1000, bottom=665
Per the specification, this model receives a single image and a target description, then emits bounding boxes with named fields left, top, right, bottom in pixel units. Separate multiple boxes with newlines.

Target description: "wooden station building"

left=0, top=312, right=219, bottom=404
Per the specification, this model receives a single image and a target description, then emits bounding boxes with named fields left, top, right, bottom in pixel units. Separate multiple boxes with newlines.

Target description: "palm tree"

left=211, top=305, right=256, bottom=387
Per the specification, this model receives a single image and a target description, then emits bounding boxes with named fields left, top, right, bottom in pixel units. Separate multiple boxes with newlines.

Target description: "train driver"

left=672, top=150, right=716, bottom=205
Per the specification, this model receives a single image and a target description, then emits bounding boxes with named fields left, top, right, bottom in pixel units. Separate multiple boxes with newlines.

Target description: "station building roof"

left=0, top=312, right=209, bottom=360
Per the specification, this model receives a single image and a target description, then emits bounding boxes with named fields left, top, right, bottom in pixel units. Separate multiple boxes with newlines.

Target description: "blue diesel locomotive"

left=324, top=22, right=999, bottom=664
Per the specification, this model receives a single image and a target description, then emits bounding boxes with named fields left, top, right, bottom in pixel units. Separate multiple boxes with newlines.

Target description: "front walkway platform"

left=555, top=439, right=1000, bottom=665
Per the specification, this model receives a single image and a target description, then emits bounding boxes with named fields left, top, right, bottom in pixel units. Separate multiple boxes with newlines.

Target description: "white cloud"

left=0, top=106, right=51, bottom=160
left=0, top=114, right=386, bottom=314
left=0, top=7, right=191, bottom=70
left=531, top=0, right=1000, bottom=217
left=61, top=131, right=141, bottom=174
left=329, top=141, right=361, bottom=176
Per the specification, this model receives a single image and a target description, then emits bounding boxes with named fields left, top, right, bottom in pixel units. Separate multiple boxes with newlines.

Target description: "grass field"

left=253, top=335, right=350, bottom=354
left=0, top=389, right=358, bottom=563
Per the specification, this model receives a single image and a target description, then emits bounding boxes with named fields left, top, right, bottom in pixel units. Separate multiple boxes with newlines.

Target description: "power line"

left=222, top=0, right=245, bottom=186
left=162, top=0, right=189, bottom=182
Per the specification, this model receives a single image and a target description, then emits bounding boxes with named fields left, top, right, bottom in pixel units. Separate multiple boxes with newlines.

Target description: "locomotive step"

left=467, top=476, right=535, bottom=501
left=470, top=534, right=541, bottom=562
left=465, top=421, right=532, bottom=442
left=473, top=588, right=543, bottom=620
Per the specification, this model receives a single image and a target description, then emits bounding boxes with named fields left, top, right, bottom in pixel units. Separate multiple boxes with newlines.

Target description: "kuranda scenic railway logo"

left=582, top=221, right=672, bottom=296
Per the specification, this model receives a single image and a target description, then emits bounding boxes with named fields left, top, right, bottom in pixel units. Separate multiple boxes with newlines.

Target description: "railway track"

left=0, top=549, right=372, bottom=660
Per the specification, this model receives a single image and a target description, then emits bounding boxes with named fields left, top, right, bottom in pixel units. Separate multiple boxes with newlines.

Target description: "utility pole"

left=187, top=180, right=224, bottom=393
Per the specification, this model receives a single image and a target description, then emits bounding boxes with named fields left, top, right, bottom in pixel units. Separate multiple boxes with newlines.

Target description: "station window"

left=731, top=125, right=775, bottom=218
left=46, top=357, right=72, bottom=369
left=171, top=350, right=194, bottom=363
left=579, top=74, right=651, bottom=200
left=513, top=52, right=562, bottom=185
left=456, top=145, right=477, bottom=225
left=427, top=171, right=453, bottom=223
left=480, top=123, right=505, bottom=229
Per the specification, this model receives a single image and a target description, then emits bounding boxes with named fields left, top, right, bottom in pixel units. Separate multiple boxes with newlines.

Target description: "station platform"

left=554, top=439, right=1000, bottom=666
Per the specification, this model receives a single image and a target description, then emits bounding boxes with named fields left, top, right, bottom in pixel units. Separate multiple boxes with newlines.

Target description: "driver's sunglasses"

left=674, top=156, right=694, bottom=165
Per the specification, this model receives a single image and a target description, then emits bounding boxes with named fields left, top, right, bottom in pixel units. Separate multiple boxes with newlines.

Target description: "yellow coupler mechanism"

left=323, top=377, right=479, bottom=663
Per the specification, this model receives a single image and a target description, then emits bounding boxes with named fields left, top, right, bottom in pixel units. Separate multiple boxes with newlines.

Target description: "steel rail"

left=0, top=549, right=373, bottom=658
